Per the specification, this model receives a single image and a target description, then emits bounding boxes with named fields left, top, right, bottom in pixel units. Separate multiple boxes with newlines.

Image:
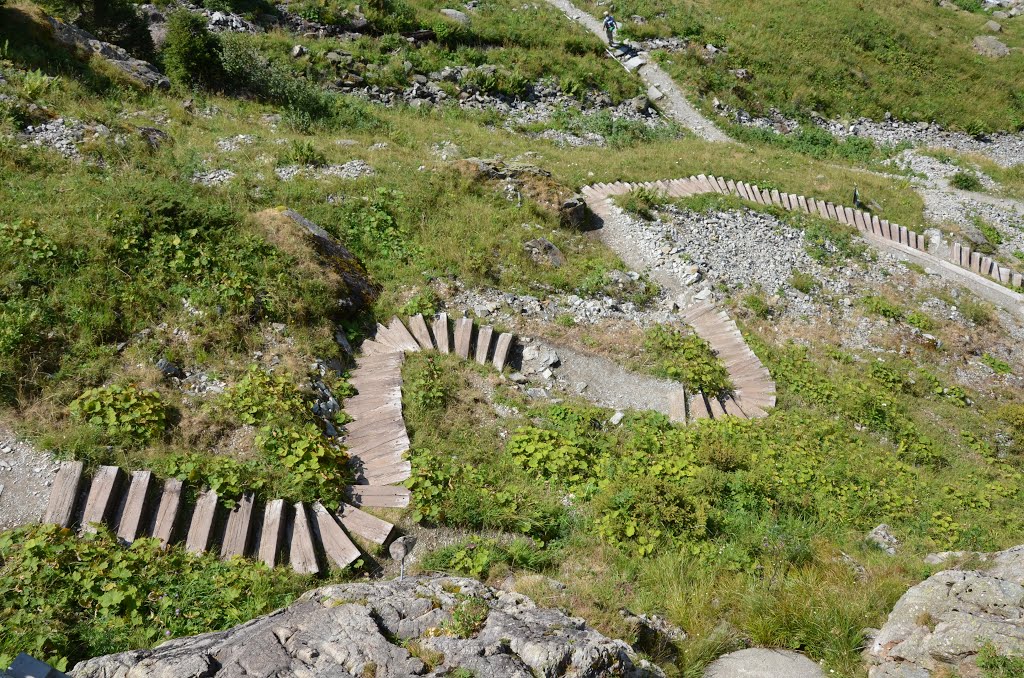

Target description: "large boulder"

left=70, top=576, right=664, bottom=678
left=972, top=35, right=1010, bottom=58
left=704, top=648, right=823, bottom=677
left=866, top=544, right=1024, bottom=677
left=254, top=209, right=379, bottom=313
left=46, top=16, right=169, bottom=90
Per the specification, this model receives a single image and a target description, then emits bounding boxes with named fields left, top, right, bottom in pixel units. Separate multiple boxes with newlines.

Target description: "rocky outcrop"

left=70, top=576, right=663, bottom=678
left=46, top=16, right=170, bottom=90
left=867, top=544, right=1024, bottom=677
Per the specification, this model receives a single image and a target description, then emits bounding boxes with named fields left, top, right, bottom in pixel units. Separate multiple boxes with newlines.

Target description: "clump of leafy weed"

left=950, top=171, right=983, bottom=191
left=644, top=325, right=733, bottom=396
left=70, top=384, right=166, bottom=446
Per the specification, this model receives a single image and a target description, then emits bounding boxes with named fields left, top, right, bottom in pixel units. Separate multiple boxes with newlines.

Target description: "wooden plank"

left=81, top=465, right=123, bottom=531
left=289, top=503, right=320, bottom=574
left=116, top=470, right=152, bottom=543
left=475, top=325, right=494, bottom=365
left=337, top=502, right=393, bottom=545
left=346, top=484, right=411, bottom=508
left=407, top=314, right=434, bottom=350
left=707, top=396, right=727, bottom=418
left=827, top=203, right=839, bottom=221
left=454, top=317, right=473, bottom=359
left=726, top=179, right=738, bottom=196
left=689, top=395, right=711, bottom=420
left=492, top=333, right=514, bottom=370
left=152, top=478, right=183, bottom=547
left=797, top=196, right=810, bottom=213
left=360, top=339, right=398, bottom=356
left=668, top=391, right=687, bottom=423
left=816, top=200, right=829, bottom=220
left=312, top=502, right=360, bottom=569
left=374, top=322, right=407, bottom=351
left=258, top=499, right=286, bottom=568
left=770, top=189, right=782, bottom=207
left=185, top=489, right=218, bottom=554
left=221, top=493, right=255, bottom=559
left=722, top=397, right=748, bottom=419
left=361, top=461, right=412, bottom=485
left=387, top=317, right=420, bottom=352
left=433, top=313, right=450, bottom=353
left=43, top=460, right=84, bottom=527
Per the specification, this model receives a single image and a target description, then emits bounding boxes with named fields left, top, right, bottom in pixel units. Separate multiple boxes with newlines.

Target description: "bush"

left=161, top=10, right=224, bottom=88
left=50, top=0, right=155, bottom=61
left=950, top=171, right=983, bottom=191
left=0, top=523, right=312, bottom=669
left=644, top=325, right=733, bottom=396
left=789, top=270, right=820, bottom=294
left=70, top=384, right=166, bottom=445
left=618, top=186, right=662, bottom=220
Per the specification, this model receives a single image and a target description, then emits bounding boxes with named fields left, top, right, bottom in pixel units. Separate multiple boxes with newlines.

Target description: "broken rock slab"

left=70, top=576, right=664, bottom=678
left=973, top=34, right=1010, bottom=57
left=867, top=543, right=1024, bottom=677
left=46, top=16, right=170, bottom=90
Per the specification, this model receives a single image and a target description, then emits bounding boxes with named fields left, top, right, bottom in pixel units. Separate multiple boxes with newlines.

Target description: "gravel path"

left=0, top=426, right=58, bottom=531
left=542, top=0, right=731, bottom=143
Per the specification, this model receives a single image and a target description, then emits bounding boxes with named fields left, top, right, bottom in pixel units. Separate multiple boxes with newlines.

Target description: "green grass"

left=578, top=0, right=1024, bottom=131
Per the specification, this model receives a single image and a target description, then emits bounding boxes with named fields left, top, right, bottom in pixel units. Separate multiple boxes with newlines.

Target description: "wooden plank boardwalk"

left=41, top=315, right=518, bottom=572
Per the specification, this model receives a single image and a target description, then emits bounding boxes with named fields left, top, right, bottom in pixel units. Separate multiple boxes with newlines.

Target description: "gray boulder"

left=866, top=544, right=1024, bottom=677
left=46, top=16, right=169, bottom=90
left=440, top=8, right=470, bottom=25
left=524, top=237, right=566, bottom=267
left=704, top=648, right=823, bottom=677
left=985, top=19, right=1003, bottom=32
left=70, top=576, right=663, bottom=678
left=972, top=35, right=1010, bottom=57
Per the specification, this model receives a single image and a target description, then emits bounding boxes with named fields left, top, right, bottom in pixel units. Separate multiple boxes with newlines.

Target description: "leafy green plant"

left=743, top=291, right=773, bottom=318
left=982, top=354, right=1011, bottom=375
left=0, top=523, right=313, bottom=669
left=801, top=218, right=868, bottom=265
left=283, top=139, right=326, bottom=167
left=70, top=384, right=166, bottom=445
left=442, top=595, right=490, bottom=638
left=950, top=171, right=982, bottom=191
left=789, top=270, right=819, bottom=294
left=216, top=366, right=351, bottom=503
left=340, top=187, right=418, bottom=263
left=617, top=186, right=662, bottom=220
left=407, top=356, right=449, bottom=411
left=398, top=289, right=440, bottom=317
left=420, top=538, right=550, bottom=578
left=906, top=311, right=935, bottom=332
left=644, top=325, right=733, bottom=396
left=860, top=294, right=903, bottom=321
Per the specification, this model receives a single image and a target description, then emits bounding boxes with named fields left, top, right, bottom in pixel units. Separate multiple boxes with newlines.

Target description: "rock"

left=524, top=238, right=566, bottom=267
left=440, top=8, right=470, bottom=24
left=867, top=544, right=1024, bottom=677
left=868, top=524, right=899, bottom=555
left=389, top=535, right=417, bottom=561
left=647, top=85, right=664, bottom=101
left=71, top=577, right=664, bottom=678
left=993, top=10, right=1009, bottom=19
left=156, top=358, right=185, bottom=380
left=291, top=44, right=307, bottom=58
left=631, top=96, right=650, bottom=113
left=45, top=15, right=169, bottom=90
left=704, top=648, right=824, bottom=677
left=621, top=608, right=687, bottom=656
left=138, top=126, right=168, bottom=149
left=609, top=411, right=625, bottom=426
left=730, top=68, right=752, bottom=81
left=972, top=35, right=1010, bottom=57
left=985, top=19, right=1003, bottom=32
left=559, top=194, right=588, bottom=230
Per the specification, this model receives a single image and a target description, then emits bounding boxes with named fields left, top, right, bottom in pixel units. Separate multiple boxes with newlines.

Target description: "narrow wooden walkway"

left=40, top=315, right=518, bottom=571
left=583, top=175, right=1024, bottom=311
left=42, top=462, right=393, bottom=574
left=346, top=313, right=516, bottom=493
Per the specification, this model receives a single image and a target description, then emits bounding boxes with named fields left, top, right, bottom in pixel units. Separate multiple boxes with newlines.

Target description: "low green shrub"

left=743, top=291, right=773, bottom=318
left=161, top=10, right=224, bottom=88
left=282, top=139, right=326, bottom=167
left=950, top=171, right=983, bottom=191
left=420, top=537, right=552, bottom=578
left=801, top=218, right=868, bottom=265
left=644, top=325, right=733, bottom=396
left=860, top=294, right=904, bottom=321
left=906, top=311, right=936, bottom=332
left=789, top=270, right=820, bottom=294
left=982, top=354, right=1012, bottom=375
left=0, top=523, right=314, bottom=669
left=69, top=384, right=166, bottom=445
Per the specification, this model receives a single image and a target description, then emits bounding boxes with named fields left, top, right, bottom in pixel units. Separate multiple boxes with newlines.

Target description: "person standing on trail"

left=603, top=12, right=618, bottom=46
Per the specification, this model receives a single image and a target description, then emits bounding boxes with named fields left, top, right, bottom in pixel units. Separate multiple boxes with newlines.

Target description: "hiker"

left=853, top=184, right=862, bottom=209
left=603, top=12, right=618, bottom=46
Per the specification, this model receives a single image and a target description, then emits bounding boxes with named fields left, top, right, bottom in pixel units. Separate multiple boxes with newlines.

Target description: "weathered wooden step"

left=346, top=484, right=411, bottom=508
left=689, top=395, right=711, bottom=420
left=258, top=499, right=286, bottom=568
left=387, top=317, right=421, bottom=352
left=312, top=502, right=360, bottom=569
left=221, top=493, right=255, bottom=560
left=407, top=314, right=434, bottom=350
left=152, top=478, right=183, bottom=548
left=337, top=502, right=393, bottom=545
left=185, top=489, right=219, bottom=554
left=116, top=470, right=152, bottom=543
left=43, top=460, right=84, bottom=527
left=493, top=333, right=514, bottom=371
left=81, top=465, right=124, bottom=532
left=433, top=313, right=450, bottom=354
left=668, top=391, right=687, bottom=423
left=475, top=325, right=494, bottom=365
left=454, top=317, right=473, bottom=359
left=290, top=503, right=320, bottom=575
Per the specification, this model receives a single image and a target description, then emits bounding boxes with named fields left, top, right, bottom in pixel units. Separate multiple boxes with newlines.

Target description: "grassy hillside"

left=587, top=0, right=1024, bottom=131
left=1, top=0, right=1024, bottom=674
